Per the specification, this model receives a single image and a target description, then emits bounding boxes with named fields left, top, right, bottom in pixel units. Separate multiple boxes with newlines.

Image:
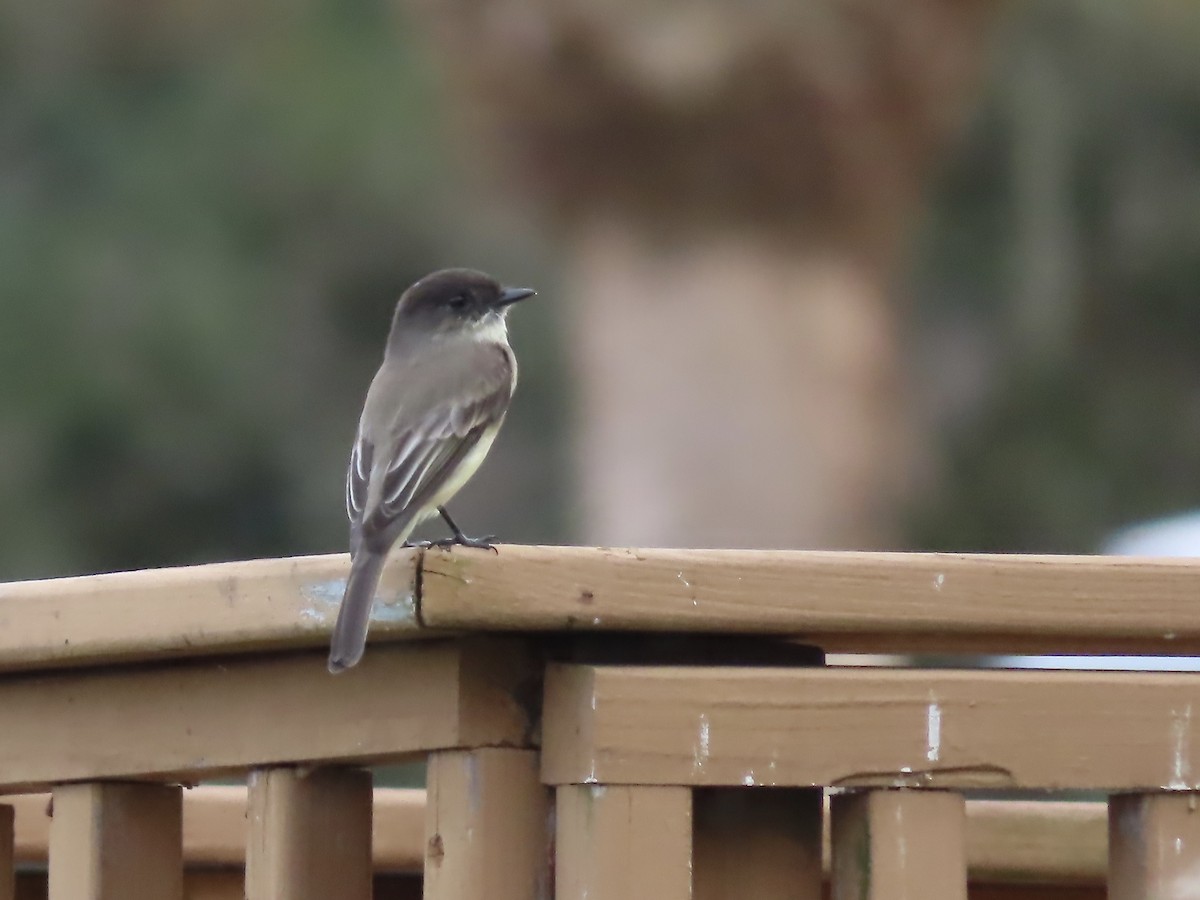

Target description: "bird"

left=328, top=268, right=534, bottom=673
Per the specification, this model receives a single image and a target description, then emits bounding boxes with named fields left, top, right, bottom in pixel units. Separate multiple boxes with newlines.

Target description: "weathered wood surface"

left=556, top=785, right=692, bottom=900
left=543, top=663, right=1200, bottom=790
left=9, top=785, right=1111, bottom=884
left=424, top=749, right=550, bottom=900
left=0, top=639, right=533, bottom=793
left=2, top=548, right=1200, bottom=673
left=11, top=786, right=422, bottom=870
left=48, top=783, right=183, bottom=900
left=421, top=545, right=1200, bottom=655
left=831, top=790, right=967, bottom=900
left=0, top=552, right=420, bottom=672
left=245, top=767, right=372, bottom=900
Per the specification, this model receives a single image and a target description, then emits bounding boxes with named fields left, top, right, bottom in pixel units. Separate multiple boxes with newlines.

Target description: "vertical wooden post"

left=48, top=783, right=182, bottom=900
left=831, top=789, right=967, bottom=900
left=245, top=767, right=372, bottom=900
left=693, top=788, right=823, bottom=900
left=1110, top=792, right=1200, bottom=899
left=424, top=748, right=550, bottom=900
left=0, top=805, right=13, bottom=900
left=556, top=784, right=692, bottom=900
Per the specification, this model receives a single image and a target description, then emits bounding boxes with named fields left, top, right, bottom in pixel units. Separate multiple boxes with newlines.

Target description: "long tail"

left=328, top=548, right=388, bottom=673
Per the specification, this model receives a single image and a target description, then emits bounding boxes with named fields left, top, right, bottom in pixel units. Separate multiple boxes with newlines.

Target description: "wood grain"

left=0, top=639, right=532, bottom=793
left=4, top=547, right=1200, bottom=671
left=542, top=663, right=1200, bottom=790
left=420, top=545, right=1200, bottom=654
left=0, top=552, right=421, bottom=673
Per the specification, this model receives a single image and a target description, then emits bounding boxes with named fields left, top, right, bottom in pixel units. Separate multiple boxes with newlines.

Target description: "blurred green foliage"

left=0, top=0, right=1197, bottom=579
left=0, top=0, right=564, bottom=579
left=909, top=3, right=1200, bottom=552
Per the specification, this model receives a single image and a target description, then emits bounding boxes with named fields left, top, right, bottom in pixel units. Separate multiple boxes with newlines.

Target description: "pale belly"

left=412, top=423, right=501, bottom=525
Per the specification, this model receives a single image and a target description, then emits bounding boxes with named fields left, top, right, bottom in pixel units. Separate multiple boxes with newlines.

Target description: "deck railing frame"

left=1, top=545, right=1198, bottom=899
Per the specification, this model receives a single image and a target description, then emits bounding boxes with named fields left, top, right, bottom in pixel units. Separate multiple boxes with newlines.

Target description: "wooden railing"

left=3, top=789, right=1110, bottom=897
left=1, top=545, right=1198, bottom=899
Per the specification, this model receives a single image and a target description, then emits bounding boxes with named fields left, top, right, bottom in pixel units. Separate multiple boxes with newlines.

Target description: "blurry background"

left=1, top=0, right=1198, bottom=581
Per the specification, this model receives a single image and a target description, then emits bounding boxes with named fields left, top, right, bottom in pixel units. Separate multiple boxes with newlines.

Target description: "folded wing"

left=346, top=341, right=515, bottom=552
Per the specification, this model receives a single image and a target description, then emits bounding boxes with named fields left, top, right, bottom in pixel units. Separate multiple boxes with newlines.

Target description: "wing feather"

left=345, top=440, right=373, bottom=521
left=374, top=393, right=504, bottom=520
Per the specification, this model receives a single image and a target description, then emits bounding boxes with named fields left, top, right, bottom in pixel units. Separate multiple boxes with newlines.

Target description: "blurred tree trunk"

left=412, top=0, right=1003, bottom=548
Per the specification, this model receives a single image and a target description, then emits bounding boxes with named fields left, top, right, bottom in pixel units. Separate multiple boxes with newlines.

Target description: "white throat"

left=469, top=310, right=510, bottom=345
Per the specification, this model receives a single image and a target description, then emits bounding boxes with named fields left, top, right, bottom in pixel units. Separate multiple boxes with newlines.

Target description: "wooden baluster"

left=245, top=767, right=372, bottom=900
left=1110, top=792, right=1200, bottom=899
left=831, top=789, right=967, bottom=900
left=556, top=784, right=692, bottom=900
left=48, top=783, right=182, bottom=900
left=424, top=748, right=550, bottom=900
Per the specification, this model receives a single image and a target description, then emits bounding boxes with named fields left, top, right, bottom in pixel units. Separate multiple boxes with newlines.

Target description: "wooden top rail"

left=420, top=546, right=1200, bottom=655
left=0, top=552, right=421, bottom=672
left=1, top=546, right=1199, bottom=672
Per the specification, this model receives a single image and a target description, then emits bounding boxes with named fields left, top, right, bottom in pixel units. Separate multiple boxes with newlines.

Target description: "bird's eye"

left=448, top=294, right=469, bottom=311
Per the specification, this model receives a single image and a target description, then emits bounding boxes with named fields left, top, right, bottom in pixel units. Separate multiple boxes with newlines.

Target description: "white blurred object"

left=1102, top=510, right=1200, bottom=557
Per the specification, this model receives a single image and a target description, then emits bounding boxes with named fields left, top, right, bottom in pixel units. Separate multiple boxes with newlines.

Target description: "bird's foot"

left=407, top=534, right=498, bottom=553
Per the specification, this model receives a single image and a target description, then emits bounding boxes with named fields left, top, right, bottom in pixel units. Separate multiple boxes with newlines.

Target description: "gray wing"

left=346, top=342, right=514, bottom=553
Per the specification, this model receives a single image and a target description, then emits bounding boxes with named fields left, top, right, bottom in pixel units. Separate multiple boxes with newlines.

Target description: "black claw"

left=432, top=534, right=497, bottom=552
left=458, top=534, right=498, bottom=553
left=404, top=536, right=497, bottom=552
left=433, top=506, right=499, bottom=552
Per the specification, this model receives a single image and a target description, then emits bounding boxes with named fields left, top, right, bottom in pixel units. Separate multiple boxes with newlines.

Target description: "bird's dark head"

left=391, top=268, right=535, bottom=342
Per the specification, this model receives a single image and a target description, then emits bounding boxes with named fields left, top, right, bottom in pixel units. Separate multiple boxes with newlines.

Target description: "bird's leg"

left=410, top=506, right=498, bottom=552
left=438, top=506, right=498, bottom=551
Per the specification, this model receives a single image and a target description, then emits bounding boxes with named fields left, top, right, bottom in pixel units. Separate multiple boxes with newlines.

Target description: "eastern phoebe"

left=328, top=268, right=534, bottom=673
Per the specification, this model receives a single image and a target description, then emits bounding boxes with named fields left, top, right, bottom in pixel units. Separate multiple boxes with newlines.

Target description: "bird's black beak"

left=496, top=287, right=536, bottom=308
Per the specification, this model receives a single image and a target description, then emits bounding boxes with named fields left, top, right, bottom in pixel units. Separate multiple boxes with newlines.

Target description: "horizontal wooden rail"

left=543, top=663, right=1200, bottom=790
left=0, top=553, right=422, bottom=672
left=3, top=788, right=1111, bottom=884
left=967, top=800, right=1105, bottom=884
left=0, top=639, right=533, bottom=793
left=421, top=546, right=1200, bottom=655
left=3, top=547, right=1200, bottom=673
